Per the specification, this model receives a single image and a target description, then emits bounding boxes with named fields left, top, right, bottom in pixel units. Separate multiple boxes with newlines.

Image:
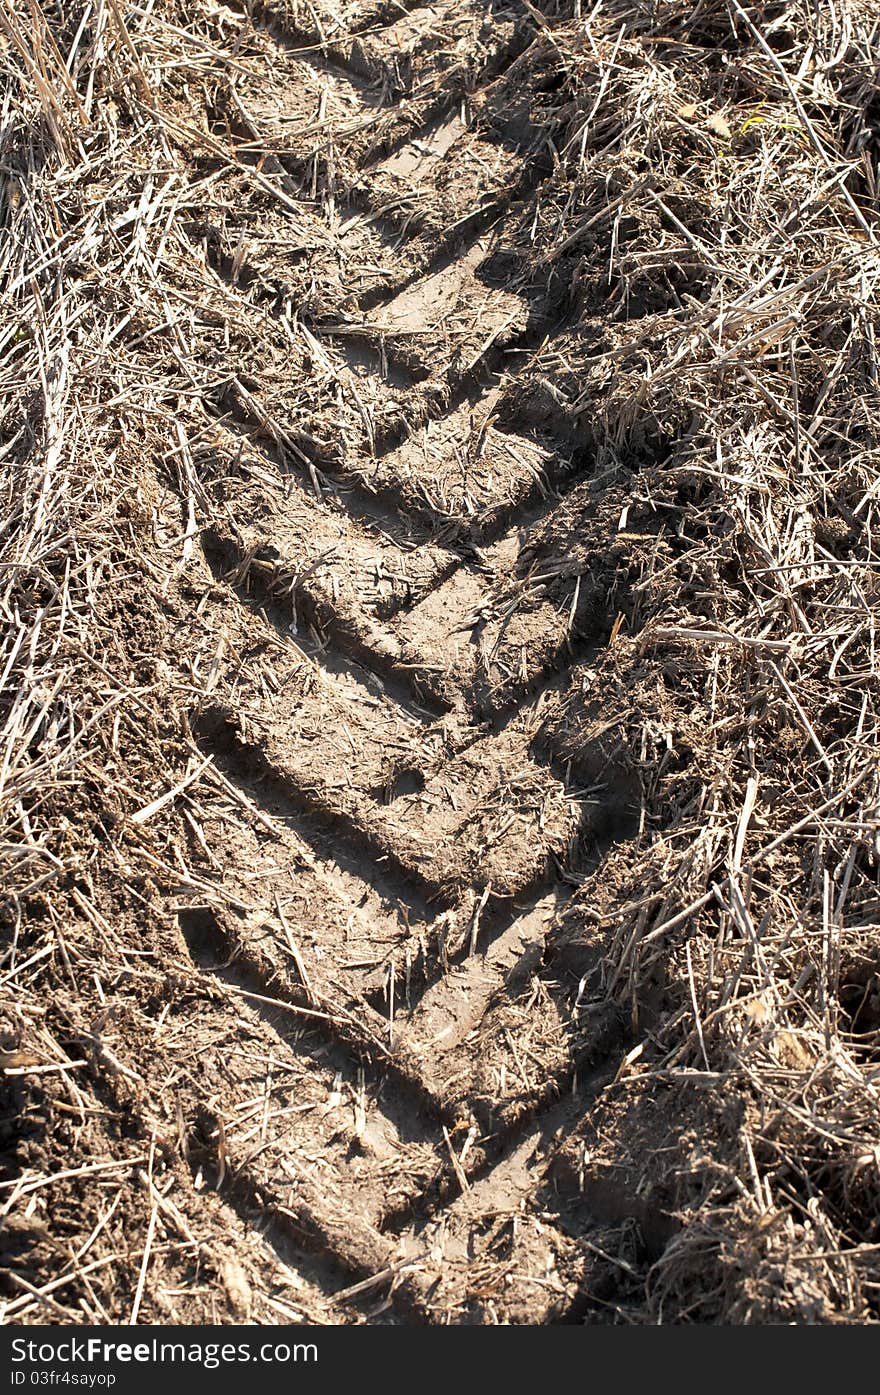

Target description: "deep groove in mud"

left=198, top=516, right=617, bottom=728
left=199, top=526, right=451, bottom=719
left=185, top=1111, right=421, bottom=1319
left=236, top=0, right=532, bottom=58
left=175, top=903, right=454, bottom=1123
left=185, top=1111, right=380, bottom=1308
left=176, top=901, right=629, bottom=1257
left=200, top=221, right=575, bottom=476
left=192, top=711, right=448, bottom=912
left=190, top=708, right=591, bottom=934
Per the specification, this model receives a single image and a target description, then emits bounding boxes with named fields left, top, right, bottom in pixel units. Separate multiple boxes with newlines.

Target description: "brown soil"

left=3, top=0, right=880, bottom=1327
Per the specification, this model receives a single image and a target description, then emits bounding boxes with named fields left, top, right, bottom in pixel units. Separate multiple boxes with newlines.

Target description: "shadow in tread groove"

left=199, top=526, right=450, bottom=721
left=186, top=1105, right=419, bottom=1320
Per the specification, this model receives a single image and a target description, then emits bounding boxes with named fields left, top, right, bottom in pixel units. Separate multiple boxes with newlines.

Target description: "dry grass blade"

left=2, top=0, right=880, bottom=1329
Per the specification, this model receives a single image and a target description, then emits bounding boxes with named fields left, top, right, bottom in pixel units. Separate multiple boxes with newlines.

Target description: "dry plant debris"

left=1, top=0, right=879, bottom=1324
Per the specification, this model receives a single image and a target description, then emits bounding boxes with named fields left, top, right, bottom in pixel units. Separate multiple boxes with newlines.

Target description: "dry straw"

left=1, top=0, right=880, bottom=1323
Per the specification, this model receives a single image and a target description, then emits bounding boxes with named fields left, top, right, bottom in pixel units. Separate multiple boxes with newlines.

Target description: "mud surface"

left=7, top=0, right=876, bottom=1327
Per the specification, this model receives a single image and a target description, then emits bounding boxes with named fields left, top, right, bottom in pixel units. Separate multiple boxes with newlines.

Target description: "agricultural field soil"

left=2, top=0, right=880, bottom=1324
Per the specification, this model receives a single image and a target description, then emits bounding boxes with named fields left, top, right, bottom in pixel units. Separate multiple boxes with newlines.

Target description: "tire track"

left=158, top=0, right=647, bottom=1323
